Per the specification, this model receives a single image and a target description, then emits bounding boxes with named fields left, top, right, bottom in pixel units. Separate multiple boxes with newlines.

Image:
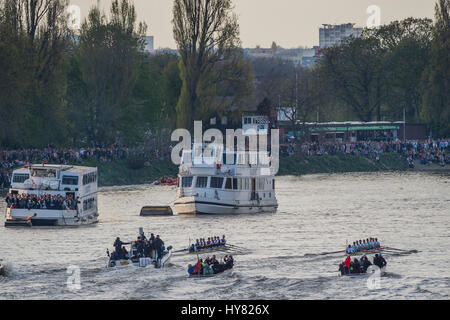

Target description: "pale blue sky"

left=70, top=0, right=436, bottom=49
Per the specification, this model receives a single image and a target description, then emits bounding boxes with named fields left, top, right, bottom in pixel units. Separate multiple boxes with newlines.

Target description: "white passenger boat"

left=174, top=144, right=278, bottom=215
left=4, top=164, right=99, bottom=226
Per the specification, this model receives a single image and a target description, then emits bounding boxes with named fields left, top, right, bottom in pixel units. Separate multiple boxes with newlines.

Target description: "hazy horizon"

left=69, top=0, right=436, bottom=49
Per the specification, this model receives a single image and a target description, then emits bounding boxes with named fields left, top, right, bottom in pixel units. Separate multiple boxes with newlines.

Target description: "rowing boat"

left=188, top=267, right=233, bottom=278
left=340, top=266, right=387, bottom=277
left=347, top=247, right=386, bottom=256
left=188, top=245, right=229, bottom=254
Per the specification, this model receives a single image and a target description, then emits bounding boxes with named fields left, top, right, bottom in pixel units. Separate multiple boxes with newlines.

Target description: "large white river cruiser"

left=174, top=145, right=278, bottom=215
left=4, top=164, right=99, bottom=226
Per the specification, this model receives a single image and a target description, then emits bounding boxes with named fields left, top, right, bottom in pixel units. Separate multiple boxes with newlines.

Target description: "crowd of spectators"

left=283, top=138, right=450, bottom=167
left=0, top=139, right=448, bottom=189
left=5, top=192, right=79, bottom=210
left=0, top=144, right=172, bottom=188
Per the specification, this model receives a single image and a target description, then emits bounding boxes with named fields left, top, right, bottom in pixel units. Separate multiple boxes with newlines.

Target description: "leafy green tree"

left=172, top=0, right=253, bottom=130
left=420, top=0, right=450, bottom=137
left=320, top=36, right=387, bottom=121
left=73, top=0, right=147, bottom=145
left=365, top=18, right=433, bottom=122
left=0, top=0, right=71, bottom=148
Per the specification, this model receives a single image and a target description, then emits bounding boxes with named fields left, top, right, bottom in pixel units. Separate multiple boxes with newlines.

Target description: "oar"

left=173, top=248, right=188, bottom=253
left=226, top=244, right=246, bottom=250
left=382, top=247, right=405, bottom=251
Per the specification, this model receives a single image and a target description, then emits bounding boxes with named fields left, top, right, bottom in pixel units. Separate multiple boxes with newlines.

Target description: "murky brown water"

left=1, top=171, right=449, bottom=299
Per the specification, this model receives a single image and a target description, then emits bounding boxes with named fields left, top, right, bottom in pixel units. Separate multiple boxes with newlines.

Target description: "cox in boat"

left=107, top=228, right=172, bottom=269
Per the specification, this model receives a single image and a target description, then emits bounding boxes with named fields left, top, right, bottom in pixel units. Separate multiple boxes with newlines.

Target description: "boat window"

left=32, top=168, right=57, bottom=178
left=62, top=175, right=79, bottom=185
left=232, top=178, right=238, bottom=190
left=225, top=178, right=232, bottom=189
left=210, top=177, right=224, bottom=189
left=12, top=173, right=29, bottom=183
left=258, top=178, right=265, bottom=190
left=83, top=197, right=96, bottom=210
left=182, top=176, right=193, bottom=188
left=196, top=176, right=208, bottom=188
left=272, top=179, right=275, bottom=190
left=83, top=172, right=97, bottom=185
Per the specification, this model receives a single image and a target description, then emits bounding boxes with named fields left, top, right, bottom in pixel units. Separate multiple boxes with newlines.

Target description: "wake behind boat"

left=107, top=228, right=172, bottom=269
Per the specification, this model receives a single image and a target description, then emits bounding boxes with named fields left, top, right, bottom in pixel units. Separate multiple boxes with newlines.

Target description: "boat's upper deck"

left=9, top=164, right=98, bottom=194
left=179, top=145, right=275, bottom=177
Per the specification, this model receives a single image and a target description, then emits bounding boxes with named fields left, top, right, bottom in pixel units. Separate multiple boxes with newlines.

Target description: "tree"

left=172, top=0, right=252, bottom=130
left=420, top=0, right=450, bottom=137
left=320, top=36, right=387, bottom=122
left=73, top=0, right=147, bottom=145
left=365, top=18, right=433, bottom=122
left=0, top=0, right=71, bottom=148
left=250, top=57, right=296, bottom=106
left=280, top=67, right=322, bottom=145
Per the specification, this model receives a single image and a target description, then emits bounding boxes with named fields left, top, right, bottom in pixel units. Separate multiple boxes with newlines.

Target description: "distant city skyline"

left=69, top=0, right=436, bottom=49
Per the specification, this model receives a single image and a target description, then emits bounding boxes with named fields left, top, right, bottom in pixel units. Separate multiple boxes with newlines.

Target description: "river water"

left=0, top=171, right=449, bottom=300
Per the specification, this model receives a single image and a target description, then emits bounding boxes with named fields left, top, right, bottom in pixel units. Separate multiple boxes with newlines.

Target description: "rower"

left=375, top=238, right=380, bottom=248
left=221, top=235, right=226, bottom=245
left=346, top=245, right=354, bottom=254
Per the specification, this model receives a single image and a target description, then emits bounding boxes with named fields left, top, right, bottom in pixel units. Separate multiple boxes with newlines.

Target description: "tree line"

left=0, top=0, right=448, bottom=150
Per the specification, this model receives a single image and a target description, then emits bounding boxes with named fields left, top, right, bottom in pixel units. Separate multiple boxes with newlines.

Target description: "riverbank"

left=88, top=153, right=422, bottom=187
left=81, top=159, right=178, bottom=187
left=277, top=153, right=409, bottom=176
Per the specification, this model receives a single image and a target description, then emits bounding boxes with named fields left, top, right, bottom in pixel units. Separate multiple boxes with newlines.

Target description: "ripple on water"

left=0, top=171, right=449, bottom=299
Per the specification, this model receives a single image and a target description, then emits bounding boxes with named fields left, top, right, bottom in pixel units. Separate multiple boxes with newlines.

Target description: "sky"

left=69, top=0, right=437, bottom=49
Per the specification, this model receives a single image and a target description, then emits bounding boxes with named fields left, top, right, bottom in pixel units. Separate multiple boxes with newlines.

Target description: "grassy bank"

left=86, top=153, right=409, bottom=187
left=82, top=159, right=178, bottom=187
left=278, top=153, right=409, bottom=176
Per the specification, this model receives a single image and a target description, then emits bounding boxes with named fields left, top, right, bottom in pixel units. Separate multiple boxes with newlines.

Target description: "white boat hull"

left=174, top=196, right=277, bottom=215
left=108, top=250, right=172, bottom=269
left=5, top=208, right=98, bottom=226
